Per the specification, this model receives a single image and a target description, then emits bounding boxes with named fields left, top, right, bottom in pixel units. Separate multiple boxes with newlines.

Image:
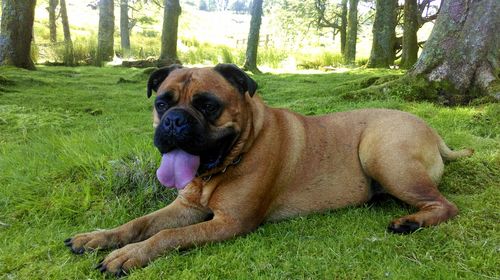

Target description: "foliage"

left=269, top=0, right=326, bottom=45
left=268, top=0, right=374, bottom=50
left=0, top=66, right=498, bottom=279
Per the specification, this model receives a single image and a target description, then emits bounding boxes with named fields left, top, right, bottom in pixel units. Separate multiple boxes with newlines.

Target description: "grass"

left=0, top=66, right=499, bottom=279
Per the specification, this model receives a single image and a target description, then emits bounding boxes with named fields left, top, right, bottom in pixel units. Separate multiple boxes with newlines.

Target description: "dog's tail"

left=437, top=136, right=474, bottom=161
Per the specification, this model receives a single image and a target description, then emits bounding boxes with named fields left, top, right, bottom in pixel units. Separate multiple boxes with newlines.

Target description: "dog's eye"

left=156, top=101, right=168, bottom=112
left=203, top=103, right=218, bottom=113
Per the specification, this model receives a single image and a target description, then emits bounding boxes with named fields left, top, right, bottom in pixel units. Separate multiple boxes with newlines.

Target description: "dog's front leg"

left=96, top=214, right=256, bottom=276
left=65, top=196, right=209, bottom=254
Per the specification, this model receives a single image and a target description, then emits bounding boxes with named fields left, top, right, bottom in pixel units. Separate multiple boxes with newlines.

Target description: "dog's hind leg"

left=361, top=151, right=458, bottom=234
left=359, top=128, right=461, bottom=234
left=382, top=164, right=457, bottom=234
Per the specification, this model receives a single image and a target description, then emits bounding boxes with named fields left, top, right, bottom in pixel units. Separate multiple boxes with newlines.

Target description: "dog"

left=65, top=64, right=473, bottom=276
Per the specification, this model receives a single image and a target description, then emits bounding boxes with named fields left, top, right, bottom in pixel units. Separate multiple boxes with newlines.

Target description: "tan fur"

left=67, top=67, right=473, bottom=274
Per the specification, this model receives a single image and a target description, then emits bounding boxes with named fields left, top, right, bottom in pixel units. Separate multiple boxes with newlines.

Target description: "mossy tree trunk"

left=60, top=0, right=74, bottom=66
left=95, top=0, right=115, bottom=66
left=400, top=0, right=418, bottom=69
left=366, top=0, right=398, bottom=68
left=120, top=0, right=131, bottom=57
left=0, top=0, right=36, bottom=70
left=343, top=0, right=358, bottom=65
left=243, top=0, right=263, bottom=74
left=159, top=0, right=181, bottom=64
left=408, top=0, right=499, bottom=103
left=47, top=0, right=58, bottom=43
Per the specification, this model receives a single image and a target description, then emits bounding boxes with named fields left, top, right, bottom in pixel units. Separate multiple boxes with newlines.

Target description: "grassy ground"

left=0, top=66, right=499, bottom=279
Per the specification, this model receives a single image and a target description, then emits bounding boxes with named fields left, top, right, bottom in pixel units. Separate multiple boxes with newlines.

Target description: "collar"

left=201, top=154, right=243, bottom=183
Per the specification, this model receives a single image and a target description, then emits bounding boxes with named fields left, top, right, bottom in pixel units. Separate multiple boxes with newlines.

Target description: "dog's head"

left=147, top=64, right=257, bottom=176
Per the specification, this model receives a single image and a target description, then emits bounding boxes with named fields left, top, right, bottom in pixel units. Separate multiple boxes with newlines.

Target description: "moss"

left=485, top=79, right=500, bottom=99
left=0, top=74, right=16, bottom=92
left=342, top=75, right=438, bottom=102
left=0, top=75, right=15, bottom=86
left=347, top=74, right=498, bottom=105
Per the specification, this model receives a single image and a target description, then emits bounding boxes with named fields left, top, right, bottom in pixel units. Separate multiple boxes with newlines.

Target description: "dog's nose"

left=163, top=109, right=189, bottom=134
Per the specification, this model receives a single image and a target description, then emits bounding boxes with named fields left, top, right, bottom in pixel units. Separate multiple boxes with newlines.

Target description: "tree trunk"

left=0, top=0, right=36, bottom=70
left=366, top=0, right=398, bottom=68
left=243, top=0, right=263, bottom=74
left=120, top=0, right=131, bottom=57
left=343, top=0, right=358, bottom=65
left=408, top=0, right=499, bottom=103
left=60, top=0, right=74, bottom=66
left=339, top=0, right=347, bottom=56
left=48, top=0, right=58, bottom=43
left=95, top=0, right=115, bottom=66
left=159, top=0, right=181, bottom=64
left=400, top=0, right=418, bottom=69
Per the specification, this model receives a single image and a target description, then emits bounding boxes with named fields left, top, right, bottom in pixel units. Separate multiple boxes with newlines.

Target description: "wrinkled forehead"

left=156, top=68, right=237, bottom=100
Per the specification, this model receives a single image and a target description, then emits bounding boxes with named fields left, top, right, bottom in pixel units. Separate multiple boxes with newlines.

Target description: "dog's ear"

left=214, top=64, right=257, bottom=97
left=147, top=64, right=183, bottom=98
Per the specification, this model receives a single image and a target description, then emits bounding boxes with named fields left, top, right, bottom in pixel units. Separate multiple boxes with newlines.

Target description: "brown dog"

left=65, top=64, right=473, bottom=276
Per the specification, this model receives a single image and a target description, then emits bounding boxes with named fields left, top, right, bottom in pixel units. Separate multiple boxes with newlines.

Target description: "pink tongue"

left=156, top=149, right=200, bottom=189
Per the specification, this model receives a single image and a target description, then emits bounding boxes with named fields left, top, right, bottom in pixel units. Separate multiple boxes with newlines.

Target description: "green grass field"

left=0, top=66, right=499, bottom=279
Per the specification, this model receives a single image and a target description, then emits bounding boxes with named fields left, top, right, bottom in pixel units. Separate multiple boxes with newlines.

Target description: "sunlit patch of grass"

left=0, top=66, right=498, bottom=279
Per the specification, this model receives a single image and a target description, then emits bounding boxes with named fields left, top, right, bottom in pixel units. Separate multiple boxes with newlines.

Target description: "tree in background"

left=199, top=0, right=208, bottom=11
left=243, top=0, right=264, bottom=74
left=95, top=0, right=115, bottom=66
left=231, top=0, right=250, bottom=14
left=0, top=0, right=37, bottom=70
left=159, top=0, right=181, bottom=65
left=60, top=0, right=75, bottom=66
left=273, top=0, right=369, bottom=58
left=400, top=0, right=440, bottom=69
left=210, top=0, right=230, bottom=11
left=343, top=0, right=358, bottom=65
left=366, top=0, right=398, bottom=68
left=339, top=0, right=347, bottom=55
left=120, top=0, right=131, bottom=57
left=400, top=0, right=418, bottom=69
left=408, top=0, right=499, bottom=104
left=314, top=0, right=348, bottom=55
left=47, top=0, right=59, bottom=43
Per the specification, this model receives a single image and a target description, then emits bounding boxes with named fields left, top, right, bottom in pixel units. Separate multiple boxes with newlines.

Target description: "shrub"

left=220, top=46, right=234, bottom=64
left=295, top=51, right=343, bottom=69
left=356, top=57, right=369, bottom=67
left=140, top=29, right=160, bottom=38
left=257, top=48, right=288, bottom=69
left=72, top=36, right=97, bottom=64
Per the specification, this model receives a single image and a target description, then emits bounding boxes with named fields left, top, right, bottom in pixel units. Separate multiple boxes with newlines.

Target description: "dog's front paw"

left=64, top=230, right=116, bottom=254
left=96, top=242, right=153, bottom=276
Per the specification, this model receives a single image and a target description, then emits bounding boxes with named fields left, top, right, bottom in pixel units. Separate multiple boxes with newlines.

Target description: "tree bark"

left=60, top=0, right=74, bottom=66
left=344, top=0, right=358, bottom=65
left=95, top=0, right=115, bottom=66
left=159, top=0, right=181, bottom=64
left=0, top=0, right=36, bottom=70
left=408, top=0, right=499, bottom=103
left=48, top=0, right=59, bottom=43
left=243, top=0, right=263, bottom=74
left=120, top=0, right=131, bottom=57
left=366, top=0, right=398, bottom=68
left=339, top=0, right=347, bottom=56
left=400, top=0, right=418, bottom=69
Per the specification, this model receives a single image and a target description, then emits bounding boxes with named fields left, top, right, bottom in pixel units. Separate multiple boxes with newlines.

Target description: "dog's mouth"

left=156, top=149, right=200, bottom=189
left=155, top=129, right=238, bottom=189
